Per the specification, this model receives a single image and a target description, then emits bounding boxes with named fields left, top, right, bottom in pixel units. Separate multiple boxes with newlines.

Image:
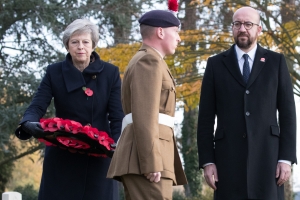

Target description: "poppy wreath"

left=38, top=117, right=115, bottom=157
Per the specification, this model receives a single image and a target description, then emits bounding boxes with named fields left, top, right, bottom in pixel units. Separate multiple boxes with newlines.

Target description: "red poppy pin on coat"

left=260, top=58, right=265, bottom=62
left=82, top=87, right=93, bottom=100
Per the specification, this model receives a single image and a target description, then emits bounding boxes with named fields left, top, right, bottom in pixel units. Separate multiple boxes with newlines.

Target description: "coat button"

left=92, top=75, right=97, bottom=79
left=243, top=133, right=247, bottom=138
left=245, top=90, right=250, bottom=94
left=245, top=112, right=250, bottom=116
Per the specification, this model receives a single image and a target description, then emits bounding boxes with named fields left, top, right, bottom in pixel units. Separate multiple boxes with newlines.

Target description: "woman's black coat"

left=16, top=52, right=124, bottom=200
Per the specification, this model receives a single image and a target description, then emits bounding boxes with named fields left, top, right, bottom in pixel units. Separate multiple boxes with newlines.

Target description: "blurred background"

left=0, top=0, right=299, bottom=199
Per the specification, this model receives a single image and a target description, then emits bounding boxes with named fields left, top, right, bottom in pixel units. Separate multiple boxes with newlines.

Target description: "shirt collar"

left=235, top=44, right=257, bottom=61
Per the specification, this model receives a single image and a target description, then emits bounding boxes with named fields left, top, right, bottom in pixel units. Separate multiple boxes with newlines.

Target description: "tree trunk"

left=180, top=0, right=202, bottom=197
left=181, top=107, right=202, bottom=197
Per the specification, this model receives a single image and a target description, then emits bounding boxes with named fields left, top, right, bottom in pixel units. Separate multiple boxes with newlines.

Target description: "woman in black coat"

left=15, top=19, right=124, bottom=200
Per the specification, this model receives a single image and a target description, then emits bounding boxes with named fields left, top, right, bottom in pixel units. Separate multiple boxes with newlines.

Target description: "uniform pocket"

left=159, top=124, right=173, bottom=141
left=160, top=80, right=175, bottom=113
left=159, top=125, right=174, bottom=172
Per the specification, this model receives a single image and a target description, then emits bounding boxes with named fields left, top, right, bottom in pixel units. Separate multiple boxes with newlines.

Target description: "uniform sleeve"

left=277, top=54, right=297, bottom=164
left=131, top=54, right=163, bottom=174
left=197, top=57, right=217, bottom=168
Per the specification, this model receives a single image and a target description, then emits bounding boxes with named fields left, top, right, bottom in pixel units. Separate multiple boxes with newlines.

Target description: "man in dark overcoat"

left=197, top=6, right=297, bottom=200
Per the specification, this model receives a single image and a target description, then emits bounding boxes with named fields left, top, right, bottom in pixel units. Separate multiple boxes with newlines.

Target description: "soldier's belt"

left=121, top=113, right=175, bottom=133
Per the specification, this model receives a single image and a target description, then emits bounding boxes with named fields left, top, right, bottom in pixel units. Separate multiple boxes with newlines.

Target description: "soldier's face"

left=162, top=26, right=181, bottom=56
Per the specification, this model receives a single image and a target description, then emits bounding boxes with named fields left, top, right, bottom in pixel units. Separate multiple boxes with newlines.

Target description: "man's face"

left=232, top=8, right=262, bottom=51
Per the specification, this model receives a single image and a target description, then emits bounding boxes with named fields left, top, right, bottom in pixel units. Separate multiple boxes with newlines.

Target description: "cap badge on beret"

left=138, top=0, right=180, bottom=28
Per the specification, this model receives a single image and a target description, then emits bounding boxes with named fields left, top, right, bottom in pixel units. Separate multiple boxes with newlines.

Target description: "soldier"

left=107, top=9, right=187, bottom=200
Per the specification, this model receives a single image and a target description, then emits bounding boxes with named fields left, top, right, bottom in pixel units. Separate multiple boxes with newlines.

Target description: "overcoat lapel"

left=62, top=60, right=86, bottom=92
left=62, top=52, right=104, bottom=92
left=222, top=44, right=268, bottom=88
left=247, top=45, right=268, bottom=88
left=222, top=45, right=246, bottom=87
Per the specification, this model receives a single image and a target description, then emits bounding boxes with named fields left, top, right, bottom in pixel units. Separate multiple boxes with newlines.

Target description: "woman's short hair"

left=63, top=19, right=99, bottom=49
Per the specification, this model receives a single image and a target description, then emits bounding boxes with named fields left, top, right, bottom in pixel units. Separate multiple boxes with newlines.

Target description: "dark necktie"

left=243, top=54, right=250, bottom=84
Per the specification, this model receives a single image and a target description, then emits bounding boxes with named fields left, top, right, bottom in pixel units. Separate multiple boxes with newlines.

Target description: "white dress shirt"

left=235, top=44, right=257, bottom=75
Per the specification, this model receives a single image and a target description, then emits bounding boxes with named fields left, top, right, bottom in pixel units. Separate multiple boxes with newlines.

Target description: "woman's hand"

left=21, top=121, right=47, bottom=138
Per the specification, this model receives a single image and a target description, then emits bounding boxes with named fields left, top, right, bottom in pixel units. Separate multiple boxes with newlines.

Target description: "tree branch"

left=0, top=144, right=44, bottom=167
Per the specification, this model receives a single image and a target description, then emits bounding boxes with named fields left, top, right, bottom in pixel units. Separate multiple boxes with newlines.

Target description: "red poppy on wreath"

left=82, top=87, right=93, bottom=96
left=38, top=117, right=115, bottom=157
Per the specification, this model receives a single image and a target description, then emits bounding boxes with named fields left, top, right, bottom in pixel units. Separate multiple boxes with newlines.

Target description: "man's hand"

left=276, top=162, right=291, bottom=186
left=204, top=164, right=218, bottom=190
left=144, top=172, right=161, bottom=183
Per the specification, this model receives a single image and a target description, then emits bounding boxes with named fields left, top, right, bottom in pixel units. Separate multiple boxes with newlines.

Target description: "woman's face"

left=67, top=33, right=93, bottom=65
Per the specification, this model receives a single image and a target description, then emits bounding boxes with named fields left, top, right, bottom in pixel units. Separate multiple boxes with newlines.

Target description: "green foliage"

left=0, top=157, right=14, bottom=194
left=181, top=108, right=202, bottom=198
left=14, top=184, right=38, bottom=200
left=118, top=182, right=125, bottom=200
left=172, top=184, right=214, bottom=200
left=284, top=180, right=294, bottom=200
left=173, top=190, right=186, bottom=200
left=0, top=67, right=41, bottom=193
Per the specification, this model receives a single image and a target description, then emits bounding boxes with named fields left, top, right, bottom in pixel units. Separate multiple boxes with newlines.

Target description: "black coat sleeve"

left=197, top=57, right=217, bottom=168
left=107, top=66, right=124, bottom=142
left=277, top=54, right=297, bottom=164
left=15, top=66, right=53, bottom=140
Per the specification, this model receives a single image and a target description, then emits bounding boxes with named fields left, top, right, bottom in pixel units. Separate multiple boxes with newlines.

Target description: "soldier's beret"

left=138, top=10, right=180, bottom=27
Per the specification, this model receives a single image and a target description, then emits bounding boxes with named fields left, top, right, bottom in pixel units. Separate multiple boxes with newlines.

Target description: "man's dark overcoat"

left=197, top=44, right=297, bottom=200
left=16, top=52, right=124, bottom=200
